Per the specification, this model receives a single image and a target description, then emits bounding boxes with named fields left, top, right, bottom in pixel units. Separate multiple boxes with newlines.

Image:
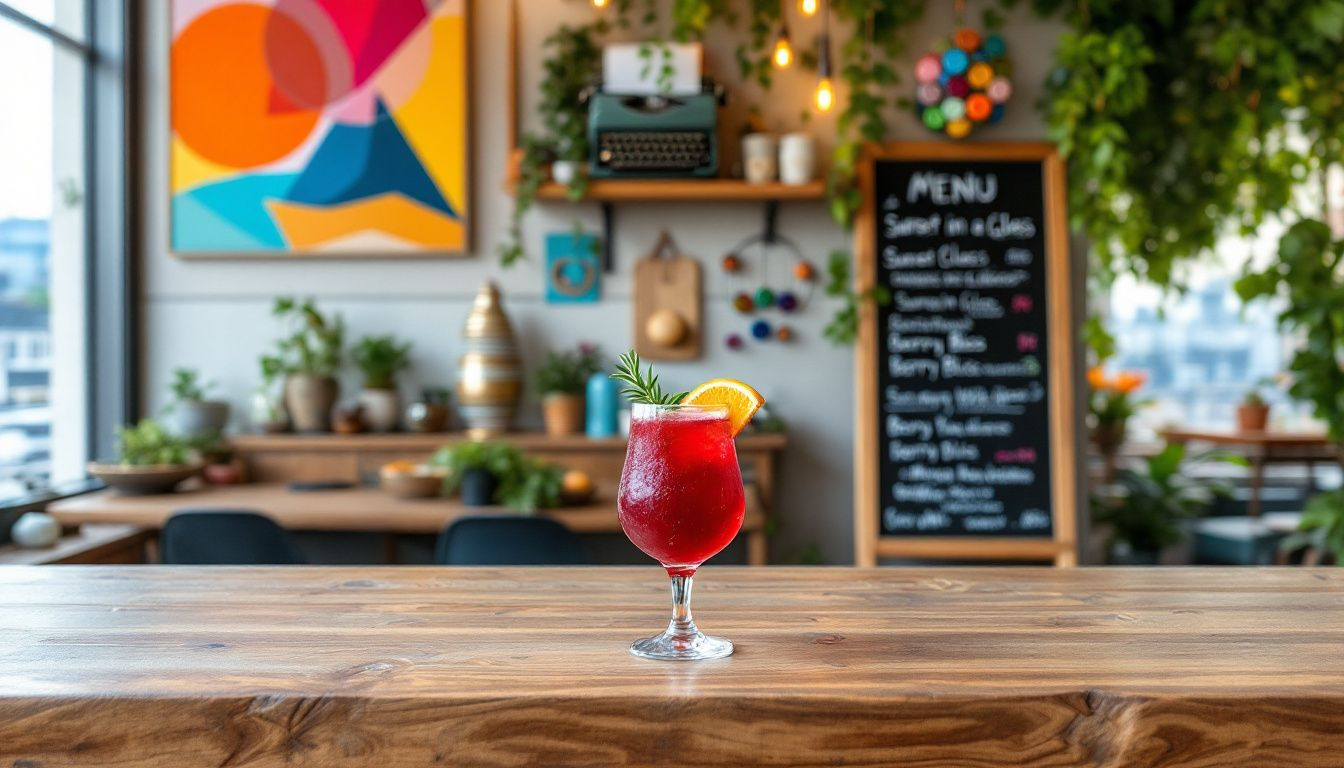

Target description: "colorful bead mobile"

left=720, top=230, right=816, bottom=349
left=915, top=27, right=1010, bottom=139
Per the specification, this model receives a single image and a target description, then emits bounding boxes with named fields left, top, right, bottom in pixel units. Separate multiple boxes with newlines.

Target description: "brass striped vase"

left=456, top=281, right=522, bottom=438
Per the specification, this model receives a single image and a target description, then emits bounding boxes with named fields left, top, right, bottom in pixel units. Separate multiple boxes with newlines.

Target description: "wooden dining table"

left=2, top=566, right=1341, bottom=766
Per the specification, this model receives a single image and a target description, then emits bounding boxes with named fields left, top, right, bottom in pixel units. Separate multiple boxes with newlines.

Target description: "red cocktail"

left=618, top=403, right=745, bottom=660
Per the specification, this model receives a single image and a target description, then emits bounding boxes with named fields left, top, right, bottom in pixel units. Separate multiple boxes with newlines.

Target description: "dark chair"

left=435, top=516, right=589, bottom=565
left=161, top=510, right=306, bottom=565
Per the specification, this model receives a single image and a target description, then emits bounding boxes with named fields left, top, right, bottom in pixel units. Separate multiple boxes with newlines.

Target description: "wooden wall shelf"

left=520, top=177, right=827, bottom=271
left=533, top=178, right=826, bottom=203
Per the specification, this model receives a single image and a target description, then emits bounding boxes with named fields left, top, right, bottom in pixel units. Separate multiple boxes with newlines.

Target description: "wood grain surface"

left=2, top=566, right=1342, bottom=767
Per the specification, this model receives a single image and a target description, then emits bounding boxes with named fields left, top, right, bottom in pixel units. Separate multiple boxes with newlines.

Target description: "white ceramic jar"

left=742, top=133, right=778, bottom=184
left=779, top=132, right=816, bottom=185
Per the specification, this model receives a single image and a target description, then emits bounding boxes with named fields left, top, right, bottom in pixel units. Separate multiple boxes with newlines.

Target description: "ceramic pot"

left=541, top=393, right=585, bottom=437
left=551, top=160, right=582, bottom=185
left=360, top=388, right=401, bottom=433
left=175, top=400, right=230, bottom=439
left=11, top=512, right=60, bottom=548
left=459, top=468, right=498, bottom=507
left=456, top=282, right=522, bottom=438
left=284, top=374, right=338, bottom=433
left=742, top=133, right=778, bottom=183
left=585, top=372, right=619, bottom=438
left=406, top=400, right=451, bottom=433
left=1236, top=403, right=1270, bottom=432
left=779, top=132, right=816, bottom=185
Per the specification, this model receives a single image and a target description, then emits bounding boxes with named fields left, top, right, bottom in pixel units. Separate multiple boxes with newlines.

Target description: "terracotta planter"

left=360, top=388, right=401, bottom=432
left=284, top=374, right=338, bottom=433
left=1236, top=403, right=1270, bottom=432
left=1090, top=420, right=1127, bottom=483
left=541, top=393, right=585, bottom=436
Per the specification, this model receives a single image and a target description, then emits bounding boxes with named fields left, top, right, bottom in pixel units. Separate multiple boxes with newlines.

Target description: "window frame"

left=0, top=0, right=135, bottom=515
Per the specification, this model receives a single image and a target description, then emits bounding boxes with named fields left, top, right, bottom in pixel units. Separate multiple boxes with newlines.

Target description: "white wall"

left=140, top=1, right=1067, bottom=564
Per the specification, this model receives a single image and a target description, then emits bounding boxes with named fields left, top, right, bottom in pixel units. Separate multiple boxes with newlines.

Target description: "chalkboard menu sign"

left=854, top=143, right=1077, bottom=566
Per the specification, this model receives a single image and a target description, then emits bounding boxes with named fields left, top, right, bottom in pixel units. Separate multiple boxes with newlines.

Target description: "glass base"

left=630, top=630, right=734, bottom=661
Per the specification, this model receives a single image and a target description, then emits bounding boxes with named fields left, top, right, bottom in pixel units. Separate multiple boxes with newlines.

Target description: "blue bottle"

left=586, top=371, right=619, bottom=438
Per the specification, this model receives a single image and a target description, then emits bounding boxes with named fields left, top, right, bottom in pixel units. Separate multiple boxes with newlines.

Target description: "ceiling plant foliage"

left=1035, top=0, right=1344, bottom=285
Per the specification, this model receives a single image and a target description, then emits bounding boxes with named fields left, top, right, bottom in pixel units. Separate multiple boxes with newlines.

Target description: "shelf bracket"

left=600, top=202, right=615, bottom=273
left=763, top=199, right=780, bottom=244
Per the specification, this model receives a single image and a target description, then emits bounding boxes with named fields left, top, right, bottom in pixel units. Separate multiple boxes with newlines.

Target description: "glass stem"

left=667, top=574, right=700, bottom=638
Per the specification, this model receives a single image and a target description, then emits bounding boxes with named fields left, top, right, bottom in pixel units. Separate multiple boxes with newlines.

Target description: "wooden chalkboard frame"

left=854, top=142, right=1077, bottom=567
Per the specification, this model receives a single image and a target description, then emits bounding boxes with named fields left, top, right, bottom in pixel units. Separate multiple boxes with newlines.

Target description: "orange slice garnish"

left=682, top=378, right=765, bottom=437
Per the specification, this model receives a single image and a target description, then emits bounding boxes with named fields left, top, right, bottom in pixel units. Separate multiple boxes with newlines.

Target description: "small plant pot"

left=550, top=160, right=583, bottom=185
left=1236, top=403, right=1270, bottom=432
left=406, top=401, right=451, bottom=433
left=360, top=388, right=401, bottom=433
left=459, top=468, right=498, bottom=507
left=284, top=374, right=338, bottom=433
left=176, top=400, right=230, bottom=439
left=541, top=393, right=585, bottom=437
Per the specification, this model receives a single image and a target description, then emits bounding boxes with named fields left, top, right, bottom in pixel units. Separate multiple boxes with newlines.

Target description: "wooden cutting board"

left=633, top=231, right=702, bottom=360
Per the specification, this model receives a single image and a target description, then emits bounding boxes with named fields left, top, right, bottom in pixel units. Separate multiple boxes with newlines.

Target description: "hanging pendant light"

left=773, top=0, right=793, bottom=68
left=814, top=2, right=833, bottom=111
left=799, top=0, right=818, bottom=16
left=592, top=0, right=609, bottom=7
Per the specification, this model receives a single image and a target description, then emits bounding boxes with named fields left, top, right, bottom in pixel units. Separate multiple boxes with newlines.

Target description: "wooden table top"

left=2, top=566, right=1341, bottom=766
left=47, top=482, right=764, bottom=534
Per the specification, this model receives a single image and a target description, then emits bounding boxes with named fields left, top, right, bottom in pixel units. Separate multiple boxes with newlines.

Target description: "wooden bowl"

left=379, top=466, right=447, bottom=499
left=87, top=462, right=201, bottom=495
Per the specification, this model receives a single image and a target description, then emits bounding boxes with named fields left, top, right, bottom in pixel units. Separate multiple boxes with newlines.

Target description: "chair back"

left=435, top=516, right=588, bottom=565
left=161, top=509, right=305, bottom=565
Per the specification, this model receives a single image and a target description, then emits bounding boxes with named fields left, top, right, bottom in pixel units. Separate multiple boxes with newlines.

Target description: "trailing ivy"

left=1037, top=0, right=1344, bottom=285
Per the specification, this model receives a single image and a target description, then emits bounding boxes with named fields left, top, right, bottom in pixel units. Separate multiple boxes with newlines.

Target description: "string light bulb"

left=814, top=13, right=834, bottom=113
left=592, top=0, right=608, bottom=7
left=772, top=28, right=793, bottom=68
left=815, top=76, right=834, bottom=112
left=799, top=0, right=818, bottom=15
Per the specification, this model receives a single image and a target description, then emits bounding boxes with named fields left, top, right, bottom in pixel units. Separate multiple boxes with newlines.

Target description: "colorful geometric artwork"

left=170, top=0, right=469, bottom=255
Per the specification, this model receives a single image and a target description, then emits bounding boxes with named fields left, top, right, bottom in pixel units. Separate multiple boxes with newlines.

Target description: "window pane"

left=0, top=17, right=87, bottom=498
left=0, top=0, right=86, bottom=44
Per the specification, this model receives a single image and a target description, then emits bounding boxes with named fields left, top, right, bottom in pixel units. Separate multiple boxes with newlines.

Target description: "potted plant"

left=1086, top=367, right=1148, bottom=481
left=431, top=441, right=564, bottom=511
left=87, top=419, right=200, bottom=495
left=352, top=335, right=412, bottom=432
left=266, top=297, right=344, bottom=433
left=1279, top=489, right=1343, bottom=565
left=168, top=368, right=229, bottom=439
left=534, top=343, right=603, bottom=436
left=1236, top=386, right=1271, bottom=432
left=1092, top=443, right=1237, bottom=564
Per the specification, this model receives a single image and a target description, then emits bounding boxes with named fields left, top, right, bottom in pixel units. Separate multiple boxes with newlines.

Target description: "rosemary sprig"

left=611, top=349, right=686, bottom=405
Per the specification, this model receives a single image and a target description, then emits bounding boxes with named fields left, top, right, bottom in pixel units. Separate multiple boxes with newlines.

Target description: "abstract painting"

left=170, top=0, right=468, bottom=256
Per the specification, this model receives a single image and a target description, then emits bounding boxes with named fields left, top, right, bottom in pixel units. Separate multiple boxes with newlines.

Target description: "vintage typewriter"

left=586, top=86, right=721, bottom=178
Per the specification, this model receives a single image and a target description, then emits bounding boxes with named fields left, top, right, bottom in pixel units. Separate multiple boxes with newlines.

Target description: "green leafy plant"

left=267, top=297, right=344, bottom=378
left=352, top=335, right=412, bottom=390
left=1280, top=489, right=1344, bottom=565
left=1093, top=443, right=1239, bottom=556
left=1039, top=0, right=1344, bottom=286
left=430, top=441, right=564, bottom=512
left=114, top=419, right=192, bottom=466
left=821, top=249, right=890, bottom=345
left=501, top=23, right=606, bottom=266
left=535, top=343, right=604, bottom=396
left=611, top=349, right=686, bottom=405
left=169, top=368, right=215, bottom=403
